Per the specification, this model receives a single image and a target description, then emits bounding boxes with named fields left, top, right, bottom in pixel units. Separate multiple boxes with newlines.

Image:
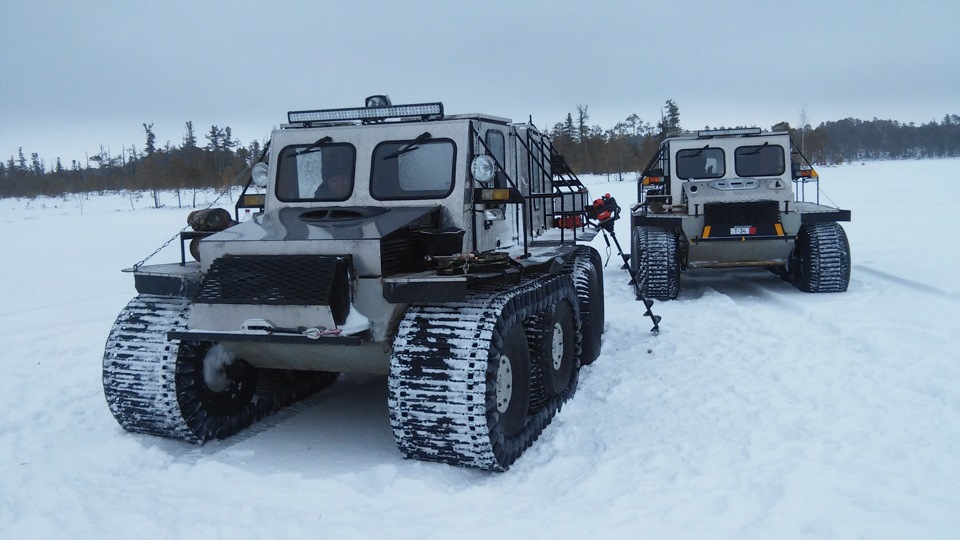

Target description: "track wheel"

left=790, top=222, right=851, bottom=293
left=528, top=300, right=577, bottom=401
left=489, top=320, right=531, bottom=439
left=176, top=342, right=259, bottom=440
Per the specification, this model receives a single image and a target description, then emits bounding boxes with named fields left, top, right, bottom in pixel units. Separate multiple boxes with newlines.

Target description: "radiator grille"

left=704, top=201, right=781, bottom=225
left=380, top=236, right=418, bottom=276
left=195, top=255, right=350, bottom=324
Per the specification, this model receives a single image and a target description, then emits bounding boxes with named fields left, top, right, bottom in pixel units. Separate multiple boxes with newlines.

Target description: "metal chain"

left=130, top=224, right=192, bottom=271
left=130, top=168, right=248, bottom=270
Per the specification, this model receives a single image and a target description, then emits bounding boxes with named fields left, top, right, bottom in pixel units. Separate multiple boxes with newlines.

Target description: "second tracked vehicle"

left=631, top=127, right=852, bottom=299
left=102, top=96, right=605, bottom=471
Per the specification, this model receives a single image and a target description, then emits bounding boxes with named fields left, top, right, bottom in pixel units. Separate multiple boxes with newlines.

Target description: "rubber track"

left=103, top=294, right=333, bottom=443
left=388, top=274, right=581, bottom=471
left=569, top=247, right=603, bottom=365
left=800, top=222, right=851, bottom=293
left=636, top=227, right=679, bottom=300
left=524, top=311, right=551, bottom=412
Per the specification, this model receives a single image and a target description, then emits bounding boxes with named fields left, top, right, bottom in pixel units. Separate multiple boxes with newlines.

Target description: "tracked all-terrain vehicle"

left=102, top=96, right=605, bottom=470
left=631, top=127, right=851, bottom=299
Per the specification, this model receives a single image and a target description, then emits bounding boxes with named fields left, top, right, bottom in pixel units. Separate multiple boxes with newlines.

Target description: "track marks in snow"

left=162, top=374, right=401, bottom=476
left=672, top=265, right=957, bottom=365
left=0, top=293, right=130, bottom=319
left=854, top=264, right=960, bottom=301
left=564, top=262, right=960, bottom=532
left=533, top=267, right=809, bottom=527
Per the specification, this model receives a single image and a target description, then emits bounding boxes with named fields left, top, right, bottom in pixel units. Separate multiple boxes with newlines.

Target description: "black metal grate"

left=704, top=201, right=781, bottom=225
left=380, top=235, right=418, bottom=276
left=195, top=255, right=351, bottom=324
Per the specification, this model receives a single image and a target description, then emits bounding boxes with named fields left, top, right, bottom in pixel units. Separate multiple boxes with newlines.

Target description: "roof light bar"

left=288, top=102, right=444, bottom=124
left=697, top=127, right=762, bottom=137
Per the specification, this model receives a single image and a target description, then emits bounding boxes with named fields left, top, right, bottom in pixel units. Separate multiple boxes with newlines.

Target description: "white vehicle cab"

left=631, top=127, right=851, bottom=299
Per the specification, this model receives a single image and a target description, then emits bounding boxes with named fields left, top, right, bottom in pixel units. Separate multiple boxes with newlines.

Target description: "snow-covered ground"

left=1, top=160, right=958, bottom=539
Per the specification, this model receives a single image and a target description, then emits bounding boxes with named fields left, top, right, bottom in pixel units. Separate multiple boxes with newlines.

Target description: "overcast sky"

left=2, top=0, right=958, bottom=166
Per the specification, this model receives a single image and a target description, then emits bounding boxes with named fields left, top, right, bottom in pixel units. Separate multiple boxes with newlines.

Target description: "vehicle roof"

left=665, top=130, right=790, bottom=142
left=280, top=113, right=513, bottom=131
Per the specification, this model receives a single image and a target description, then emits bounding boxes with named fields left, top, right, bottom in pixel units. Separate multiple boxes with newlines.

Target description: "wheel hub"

left=551, top=322, right=564, bottom=370
left=496, top=354, right=513, bottom=413
left=202, top=343, right=238, bottom=393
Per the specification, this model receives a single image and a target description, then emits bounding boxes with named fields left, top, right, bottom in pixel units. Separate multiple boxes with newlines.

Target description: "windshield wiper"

left=291, top=136, right=333, bottom=156
left=383, top=132, right=431, bottom=160
left=742, top=142, right=770, bottom=155
left=686, top=144, right=710, bottom=157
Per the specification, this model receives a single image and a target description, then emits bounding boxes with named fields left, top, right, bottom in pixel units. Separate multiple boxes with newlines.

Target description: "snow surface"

left=1, top=160, right=958, bottom=539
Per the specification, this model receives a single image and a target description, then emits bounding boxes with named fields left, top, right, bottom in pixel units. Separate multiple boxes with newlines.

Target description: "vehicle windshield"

left=370, top=139, right=456, bottom=200
left=735, top=144, right=785, bottom=177
left=275, top=143, right=356, bottom=202
left=676, top=147, right=725, bottom=179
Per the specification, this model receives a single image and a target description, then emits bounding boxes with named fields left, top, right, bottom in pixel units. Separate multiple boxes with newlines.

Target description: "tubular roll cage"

left=468, top=123, right=590, bottom=258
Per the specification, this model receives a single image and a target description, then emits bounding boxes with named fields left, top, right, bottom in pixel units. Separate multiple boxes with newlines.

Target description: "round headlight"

left=471, top=155, right=496, bottom=182
left=251, top=162, right=269, bottom=188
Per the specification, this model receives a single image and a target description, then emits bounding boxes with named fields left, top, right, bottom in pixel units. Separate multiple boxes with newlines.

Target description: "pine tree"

left=657, top=99, right=680, bottom=138
left=183, top=121, right=197, bottom=149
left=222, top=127, right=238, bottom=152
left=564, top=113, right=575, bottom=140
left=576, top=105, right=589, bottom=143
left=247, top=139, right=262, bottom=165
left=143, top=123, right=157, bottom=155
left=30, top=152, right=43, bottom=175
left=625, top=114, right=640, bottom=136
left=205, top=125, right=227, bottom=173
left=205, top=125, right=223, bottom=151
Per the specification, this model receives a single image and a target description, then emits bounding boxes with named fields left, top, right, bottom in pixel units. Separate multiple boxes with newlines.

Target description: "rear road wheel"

left=492, top=321, right=531, bottom=438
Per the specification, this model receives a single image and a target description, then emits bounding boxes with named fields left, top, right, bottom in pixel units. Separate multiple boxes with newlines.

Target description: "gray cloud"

left=2, top=0, right=957, bottom=164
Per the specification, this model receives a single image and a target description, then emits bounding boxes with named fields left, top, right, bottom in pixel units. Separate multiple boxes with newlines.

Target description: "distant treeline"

left=2, top=103, right=959, bottom=199
left=0, top=122, right=263, bottom=200
left=550, top=101, right=960, bottom=177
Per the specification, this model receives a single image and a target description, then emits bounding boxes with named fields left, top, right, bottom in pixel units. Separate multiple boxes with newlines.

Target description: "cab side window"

left=485, top=130, right=506, bottom=188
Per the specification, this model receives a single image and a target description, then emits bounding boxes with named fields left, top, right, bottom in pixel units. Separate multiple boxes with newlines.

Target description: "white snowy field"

left=1, top=159, right=958, bottom=539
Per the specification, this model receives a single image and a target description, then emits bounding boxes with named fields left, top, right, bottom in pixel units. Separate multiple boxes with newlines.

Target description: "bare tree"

left=799, top=105, right=809, bottom=156
left=577, top=104, right=590, bottom=167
